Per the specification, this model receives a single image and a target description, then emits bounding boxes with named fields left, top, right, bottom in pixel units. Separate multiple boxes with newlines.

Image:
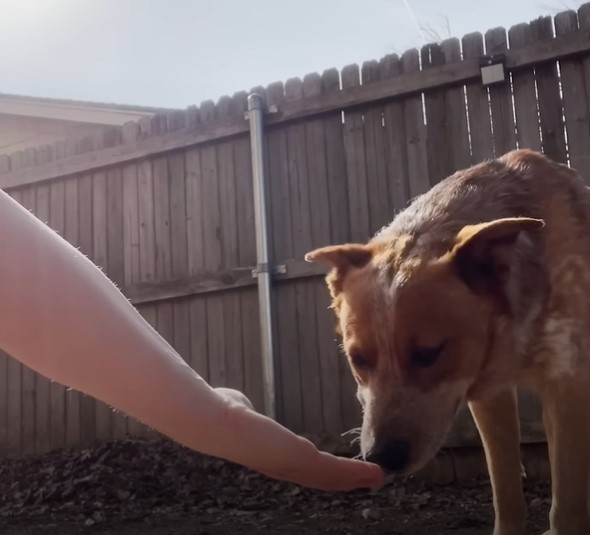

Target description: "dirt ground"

left=0, top=439, right=551, bottom=534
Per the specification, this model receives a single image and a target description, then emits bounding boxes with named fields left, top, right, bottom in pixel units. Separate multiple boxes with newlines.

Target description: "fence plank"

left=120, top=123, right=146, bottom=438
left=0, top=161, right=6, bottom=452
left=486, top=27, right=517, bottom=156
left=441, top=39, right=471, bottom=171
left=217, top=104, right=244, bottom=393
left=321, top=69, right=351, bottom=244
left=422, top=43, right=455, bottom=185
left=304, top=72, right=343, bottom=435
left=380, top=55, right=411, bottom=214
left=556, top=10, right=590, bottom=180
left=0, top=157, right=7, bottom=454
left=341, top=65, right=370, bottom=242
left=401, top=49, right=430, bottom=197
left=531, top=16, right=568, bottom=163
left=49, top=171, right=66, bottom=452
left=578, top=4, right=590, bottom=181
left=184, top=141, right=210, bottom=389
left=361, top=62, right=391, bottom=233
left=19, top=152, right=38, bottom=456
left=77, top=170, right=97, bottom=447
left=285, top=78, right=323, bottom=434
left=168, top=147, right=192, bottom=399
left=91, top=168, right=113, bottom=443
left=265, top=82, right=302, bottom=429
left=62, top=174, right=81, bottom=450
left=509, top=23, right=542, bottom=151
left=34, top=147, right=53, bottom=454
left=198, top=102, right=227, bottom=389
left=463, top=33, right=494, bottom=163
left=106, top=164, right=128, bottom=440
left=137, top=304, right=158, bottom=439
left=6, top=155, right=23, bottom=454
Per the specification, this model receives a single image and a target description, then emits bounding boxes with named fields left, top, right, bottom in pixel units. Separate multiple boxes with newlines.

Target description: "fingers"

left=247, top=434, right=385, bottom=492
left=223, top=400, right=384, bottom=492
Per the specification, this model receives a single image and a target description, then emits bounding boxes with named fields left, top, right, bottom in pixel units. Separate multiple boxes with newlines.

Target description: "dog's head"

left=306, top=217, right=544, bottom=475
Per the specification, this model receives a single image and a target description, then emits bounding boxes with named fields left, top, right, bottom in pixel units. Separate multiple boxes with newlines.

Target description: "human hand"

left=213, top=387, right=385, bottom=492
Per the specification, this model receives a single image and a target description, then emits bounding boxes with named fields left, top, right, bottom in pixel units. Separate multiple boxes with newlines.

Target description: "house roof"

left=0, top=92, right=183, bottom=126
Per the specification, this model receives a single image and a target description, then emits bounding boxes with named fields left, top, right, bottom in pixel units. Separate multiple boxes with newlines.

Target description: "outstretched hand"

left=213, top=388, right=385, bottom=492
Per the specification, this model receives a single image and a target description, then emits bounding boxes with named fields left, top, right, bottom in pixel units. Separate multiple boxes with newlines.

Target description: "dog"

left=305, top=149, right=590, bottom=535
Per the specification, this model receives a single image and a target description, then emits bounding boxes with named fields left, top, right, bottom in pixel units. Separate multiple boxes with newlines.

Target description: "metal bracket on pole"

left=251, top=263, right=287, bottom=278
left=244, top=104, right=279, bottom=121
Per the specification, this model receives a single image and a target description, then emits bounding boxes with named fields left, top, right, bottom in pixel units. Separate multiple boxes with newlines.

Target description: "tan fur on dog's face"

left=306, top=217, right=544, bottom=474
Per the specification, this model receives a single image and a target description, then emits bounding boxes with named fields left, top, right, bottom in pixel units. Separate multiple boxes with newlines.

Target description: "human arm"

left=0, top=188, right=383, bottom=491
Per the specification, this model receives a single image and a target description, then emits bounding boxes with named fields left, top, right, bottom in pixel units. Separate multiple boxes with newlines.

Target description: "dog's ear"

left=448, top=217, right=544, bottom=296
left=305, top=243, right=373, bottom=298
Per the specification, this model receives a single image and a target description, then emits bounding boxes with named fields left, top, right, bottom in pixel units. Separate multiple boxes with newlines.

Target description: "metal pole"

left=247, top=93, right=277, bottom=420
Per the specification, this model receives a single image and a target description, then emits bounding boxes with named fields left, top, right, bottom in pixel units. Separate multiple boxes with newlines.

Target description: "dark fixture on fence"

left=479, top=53, right=507, bottom=86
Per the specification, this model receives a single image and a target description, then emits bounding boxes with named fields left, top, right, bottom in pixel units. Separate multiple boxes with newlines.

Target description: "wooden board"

left=184, top=145, right=210, bottom=387
left=64, top=175, right=81, bottom=449
left=321, top=69, right=351, bottom=244
left=48, top=174, right=66, bottom=452
left=462, top=33, right=494, bottom=163
left=6, top=166, right=23, bottom=454
left=401, top=50, right=430, bottom=197
left=531, top=16, right=568, bottom=163
left=121, top=123, right=146, bottom=438
left=217, top=123, right=244, bottom=393
left=360, top=62, right=391, bottom=233
left=0, top=158, right=7, bottom=454
left=106, top=164, right=128, bottom=440
left=34, top=146, right=53, bottom=454
left=77, top=170, right=97, bottom=447
left=285, top=78, right=323, bottom=434
left=14, top=153, right=38, bottom=456
left=137, top=158, right=156, bottom=283
left=168, top=148, right=192, bottom=389
left=341, top=65, right=371, bottom=242
left=556, top=10, right=590, bottom=180
left=440, top=39, right=471, bottom=172
left=509, top=23, right=542, bottom=151
left=185, top=147, right=204, bottom=278
left=422, top=43, right=454, bottom=185
left=303, top=72, right=343, bottom=434
left=198, top=103, right=227, bottom=389
left=380, top=55, right=411, bottom=214
left=265, top=82, right=302, bottom=429
left=92, top=169, right=113, bottom=443
left=485, top=27, right=517, bottom=156
left=578, top=3, right=590, bottom=181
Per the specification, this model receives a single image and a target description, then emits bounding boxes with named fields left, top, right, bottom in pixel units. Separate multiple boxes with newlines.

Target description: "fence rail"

left=2, top=5, right=590, bottom=457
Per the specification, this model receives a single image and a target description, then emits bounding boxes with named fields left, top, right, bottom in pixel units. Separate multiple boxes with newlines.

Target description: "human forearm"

left=0, top=189, right=231, bottom=456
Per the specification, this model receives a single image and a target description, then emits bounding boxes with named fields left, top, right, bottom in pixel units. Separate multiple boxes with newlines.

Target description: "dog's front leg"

left=469, top=386, right=526, bottom=535
left=541, top=376, right=590, bottom=535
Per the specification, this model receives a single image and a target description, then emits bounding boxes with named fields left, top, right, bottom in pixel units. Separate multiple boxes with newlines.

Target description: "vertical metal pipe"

left=247, top=93, right=276, bottom=420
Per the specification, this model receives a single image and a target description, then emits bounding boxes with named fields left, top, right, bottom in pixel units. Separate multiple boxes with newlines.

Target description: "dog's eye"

left=349, top=351, right=371, bottom=370
left=410, top=344, right=444, bottom=368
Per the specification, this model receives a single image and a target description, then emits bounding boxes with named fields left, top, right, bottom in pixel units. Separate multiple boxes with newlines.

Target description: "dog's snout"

left=366, top=439, right=410, bottom=472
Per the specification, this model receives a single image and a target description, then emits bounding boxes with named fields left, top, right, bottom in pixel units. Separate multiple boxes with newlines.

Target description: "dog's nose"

left=365, top=440, right=410, bottom=472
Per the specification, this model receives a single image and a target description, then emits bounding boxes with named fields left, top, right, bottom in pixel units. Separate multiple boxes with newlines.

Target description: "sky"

left=0, top=0, right=584, bottom=109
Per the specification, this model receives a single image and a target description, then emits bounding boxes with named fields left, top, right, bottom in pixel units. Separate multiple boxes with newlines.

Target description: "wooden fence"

left=2, top=5, right=590, bottom=458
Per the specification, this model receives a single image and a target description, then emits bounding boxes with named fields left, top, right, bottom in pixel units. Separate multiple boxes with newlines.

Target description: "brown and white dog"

left=305, top=149, right=590, bottom=535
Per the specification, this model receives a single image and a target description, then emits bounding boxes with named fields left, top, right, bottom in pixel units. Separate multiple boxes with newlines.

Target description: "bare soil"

left=0, top=439, right=551, bottom=534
